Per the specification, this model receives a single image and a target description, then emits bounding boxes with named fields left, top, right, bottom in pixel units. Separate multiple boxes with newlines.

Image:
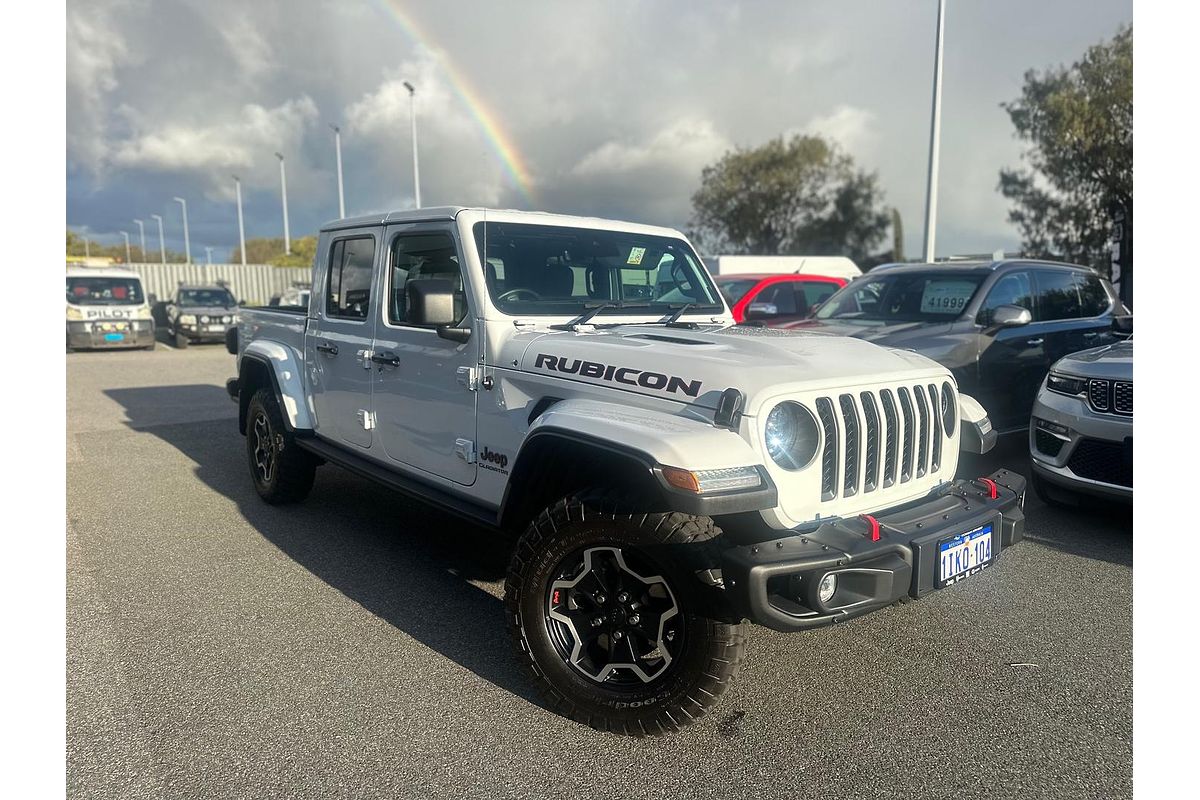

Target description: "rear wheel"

left=505, top=490, right=746, bottom=736
left=245, top=388, right=317, bottom=504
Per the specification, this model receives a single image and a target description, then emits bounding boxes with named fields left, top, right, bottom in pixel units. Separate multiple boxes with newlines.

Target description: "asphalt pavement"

left=66, top=344, right=1132, bottom=799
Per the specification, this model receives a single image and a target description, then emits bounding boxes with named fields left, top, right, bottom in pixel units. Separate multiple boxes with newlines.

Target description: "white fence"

left=122, top=262, right=311, bottom=306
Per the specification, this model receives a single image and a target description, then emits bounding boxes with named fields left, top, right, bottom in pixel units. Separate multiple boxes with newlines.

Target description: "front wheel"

left=174, top=330, right=189, bottom=349
left=505, top=491, right=746, bottom=735
left=245, top=388, right=317, bottom=504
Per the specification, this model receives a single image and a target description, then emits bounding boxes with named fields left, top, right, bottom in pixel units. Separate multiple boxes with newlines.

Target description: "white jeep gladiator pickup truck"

left=227, top=207, right=1025, bottom=736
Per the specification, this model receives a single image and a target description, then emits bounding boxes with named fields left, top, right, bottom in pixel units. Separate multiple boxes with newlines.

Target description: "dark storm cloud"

left=67, top=0, right=1131, bottom=260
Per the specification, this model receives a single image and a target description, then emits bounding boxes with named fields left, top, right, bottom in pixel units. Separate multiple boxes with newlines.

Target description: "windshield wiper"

left=549, top=302, right=621, bottom=331
left=662, top=303, right=697, bottom=328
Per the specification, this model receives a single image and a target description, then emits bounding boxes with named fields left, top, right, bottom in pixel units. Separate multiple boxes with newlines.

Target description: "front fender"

left=241, top=339, right=313, bottom=431
left=958, top=393, right=996, bottom=454
left=529, top=398, right=763, bottom=472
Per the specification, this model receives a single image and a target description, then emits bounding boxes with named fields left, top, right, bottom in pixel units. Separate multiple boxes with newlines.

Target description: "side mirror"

left=1112, top=314, right=1132, bottom=336
left=807, top=302, right=823, bottom=317
left=148, top=293, right=158, bottom=305
left=746, top=302, right=778, bottom=320
left=407, top=279, right=469, bottom=343
left=988, top=304, right=1032, bottom=331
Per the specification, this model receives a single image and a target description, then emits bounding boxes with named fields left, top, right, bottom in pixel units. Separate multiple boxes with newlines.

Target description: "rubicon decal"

left=534, top=353, right=702, bottom=397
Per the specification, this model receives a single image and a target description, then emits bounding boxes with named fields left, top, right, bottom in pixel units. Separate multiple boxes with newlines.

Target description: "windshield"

left=816, top=272, right=984, bottom=323
left=179, top=288, right=236, bottom=307
left=473, top=222, right=722, bottom=316
left=66, top=276, right=145, bottom=306
left=715, top=278, right=760, bottom=305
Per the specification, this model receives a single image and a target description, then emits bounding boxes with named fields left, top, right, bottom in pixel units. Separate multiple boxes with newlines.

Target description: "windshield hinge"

left=456, top=366, right=479, bottom=391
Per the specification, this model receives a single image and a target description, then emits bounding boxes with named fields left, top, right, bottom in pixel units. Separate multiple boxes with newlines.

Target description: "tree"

left=689, top=134, right=890, bottom=261
left=998, top=26, right=1132, bottom=275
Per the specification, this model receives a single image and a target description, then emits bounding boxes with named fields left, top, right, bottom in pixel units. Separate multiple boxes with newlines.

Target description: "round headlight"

left=941, top=381, right=957, bottom=436
left=764, top=401, right=820, bottom=470
left=200, top=315, right=210, bottom=323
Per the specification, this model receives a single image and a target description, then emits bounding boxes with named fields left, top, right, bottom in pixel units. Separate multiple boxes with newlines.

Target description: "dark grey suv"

left=783, top=260, right=1124, bottom=433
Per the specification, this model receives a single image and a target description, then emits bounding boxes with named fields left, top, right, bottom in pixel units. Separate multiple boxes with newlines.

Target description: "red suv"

left=715, top=273, right=849, bottom=324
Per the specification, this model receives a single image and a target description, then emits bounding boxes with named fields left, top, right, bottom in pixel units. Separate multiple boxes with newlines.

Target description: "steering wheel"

left=496, top=288, right=542, bottom=302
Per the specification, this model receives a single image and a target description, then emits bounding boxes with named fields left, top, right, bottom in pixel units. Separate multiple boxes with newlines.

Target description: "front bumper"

left=720, top=470, right=1026, bottom=632
left=1029, top=387, right=1132, bottom=500
left=67, top=321, right=155, bottom=349
left=177, top=323, right=231, bottom=342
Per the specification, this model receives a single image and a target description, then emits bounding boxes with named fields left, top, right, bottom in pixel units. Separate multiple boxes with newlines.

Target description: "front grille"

left=815, top=397, right=839, bottom=501
left=1087, top=379, right=1133, bottom=416
left=1114, top=382, right=1132, bottom=415
left=1034, top=429, right=1065, bottom=457
left=812, top=382, right=955, bottom=503
left=860, top=392, right=880, bottom=493
left=880, top=390, right=898, bottom=488
left=898, top=388, right=915, bottom=483
left=839, top=395, right=860, bottom=497
left=1068, top=439, right=1132, bottom=488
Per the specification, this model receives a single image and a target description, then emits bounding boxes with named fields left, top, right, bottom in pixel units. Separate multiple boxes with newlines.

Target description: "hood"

left=509, top=323, right=951, bottom=414
left=1053, top=339, right=1132, bottom=380
left=783, top=317, right=955, bottom=347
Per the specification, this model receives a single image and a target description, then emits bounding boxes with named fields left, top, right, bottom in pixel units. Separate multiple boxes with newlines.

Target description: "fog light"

left=1035, top=418, right=1069, bottom=436
left=817, top=573, right=838, bottom=604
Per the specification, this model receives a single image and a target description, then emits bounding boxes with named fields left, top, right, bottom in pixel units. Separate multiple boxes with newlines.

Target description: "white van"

left=66, top=267, right=156, bottom=350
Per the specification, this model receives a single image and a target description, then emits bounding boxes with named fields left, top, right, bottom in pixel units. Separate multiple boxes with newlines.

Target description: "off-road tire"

left=505, top=489, right=747, bottom=736
left=174, top=330, right=189, bottom=349
left=245, top=388, right=317, bottom=504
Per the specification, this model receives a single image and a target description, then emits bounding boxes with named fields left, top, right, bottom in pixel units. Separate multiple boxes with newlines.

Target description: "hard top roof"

left=320, top=206, right=686, bottom=239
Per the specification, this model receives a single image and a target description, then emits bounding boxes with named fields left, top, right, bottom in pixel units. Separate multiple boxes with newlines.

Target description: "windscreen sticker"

left=919, top=280, right=977, bottom=314
left=626, top=246, right=646, bottom=266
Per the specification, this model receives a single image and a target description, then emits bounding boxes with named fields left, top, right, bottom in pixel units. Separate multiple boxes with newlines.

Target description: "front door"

left=369, top=224, right=478, bottom=486
left=975, top=268, right=1045, bottom=432
left=306, top=230, right=381, bottom=450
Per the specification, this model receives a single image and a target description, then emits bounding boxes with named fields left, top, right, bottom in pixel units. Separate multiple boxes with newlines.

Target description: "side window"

left=1077, top=274, right=1112, bottom=317
left=795, top=281, right=839, bottom=313
left=389, top=232, right=466, bottom=326
left=978, top=271, right=1033, bottom=325
left=1034, top=270, right=1082, bottom=321
left=325, top=236, right=376, bottom=320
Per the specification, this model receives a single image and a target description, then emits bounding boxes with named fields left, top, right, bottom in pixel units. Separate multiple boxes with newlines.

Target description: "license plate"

left=937, top=522, right=994, bottom=587
left=206, top=325, right=225, bottom=332
left=104, top=333, right=125, bottom=342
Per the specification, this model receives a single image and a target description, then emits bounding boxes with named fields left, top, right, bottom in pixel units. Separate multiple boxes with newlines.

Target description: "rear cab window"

left=325, top=236, right=377, bottom=320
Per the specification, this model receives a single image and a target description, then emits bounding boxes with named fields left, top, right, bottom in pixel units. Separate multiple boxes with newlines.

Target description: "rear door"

left=369, top=223, right=478, bottom=486
left=306, top=229, right=381, bottom=450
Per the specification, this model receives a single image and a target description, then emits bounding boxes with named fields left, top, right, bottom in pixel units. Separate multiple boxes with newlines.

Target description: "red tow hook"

left=859, top=514, right=881, bottom=542
left=975, top=477, right=999, bottom=500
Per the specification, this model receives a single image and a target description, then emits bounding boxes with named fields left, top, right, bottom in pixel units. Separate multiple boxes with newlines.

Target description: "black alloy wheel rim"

left=545, top=545, right=684, bottom=687
left=252, top=410, right=277, bottom=484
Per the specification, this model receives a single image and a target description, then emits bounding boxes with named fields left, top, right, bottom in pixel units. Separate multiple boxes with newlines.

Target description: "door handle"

left=370, top=351, right=400, bottom=368
left=1082, top=332, right=1099, bottom=339
left=1026, top=338, right=1044, bottom=347
left=316, top=342, right=339, bottom=356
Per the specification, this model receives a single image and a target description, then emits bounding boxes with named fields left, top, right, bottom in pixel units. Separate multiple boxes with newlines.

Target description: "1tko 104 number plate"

left=937, top=521, right=994, bottom=587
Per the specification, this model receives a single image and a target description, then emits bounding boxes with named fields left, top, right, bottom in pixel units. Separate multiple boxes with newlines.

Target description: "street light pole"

left=921, top=0, right=947, bottom=263
left=232, top=175, right=247, bottom=266
left=133, top=219, right=146, bottom=261
left=204, top=246, right=213, bottom=265
left=121, top=231, right=131, bottom=264
left=84, top=238, right=90, bottom=259
left=403, top=81, right=421, bottom=208
left=275, top=152, right=291, bottom=254
left=173, top=196, right=191, bottom=264
left=150, top=214, right=166, bottom=264
left=331, top=124, right=345, bottom=218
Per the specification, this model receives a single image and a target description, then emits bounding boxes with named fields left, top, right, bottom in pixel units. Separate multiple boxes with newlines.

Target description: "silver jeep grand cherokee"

left=1029, top=328, right=1132, bottom=504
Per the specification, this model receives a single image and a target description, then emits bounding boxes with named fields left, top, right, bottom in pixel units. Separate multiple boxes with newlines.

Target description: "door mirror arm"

left=436, top=325, right=472, bottom=343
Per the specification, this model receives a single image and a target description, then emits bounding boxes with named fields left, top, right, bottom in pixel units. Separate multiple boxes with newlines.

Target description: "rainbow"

left=372, top=0, right=535, bottom=205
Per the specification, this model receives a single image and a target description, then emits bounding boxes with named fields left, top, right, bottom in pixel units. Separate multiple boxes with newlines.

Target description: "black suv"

left=784, top=260, right=1124, bottom=433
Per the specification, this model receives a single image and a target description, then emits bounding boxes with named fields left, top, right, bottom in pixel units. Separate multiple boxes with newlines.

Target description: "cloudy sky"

left=66, top=0, right=1131, bottom=261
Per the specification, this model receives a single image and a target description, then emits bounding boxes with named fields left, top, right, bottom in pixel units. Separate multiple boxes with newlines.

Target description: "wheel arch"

left=237, top=341, right=313, bottom=435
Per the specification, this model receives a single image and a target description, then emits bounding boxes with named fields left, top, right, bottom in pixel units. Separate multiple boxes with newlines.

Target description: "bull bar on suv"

left=720, top=469, right=1026, bottom=632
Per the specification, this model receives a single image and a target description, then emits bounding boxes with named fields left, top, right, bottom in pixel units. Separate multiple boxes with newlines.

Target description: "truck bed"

left=239, top=305, right=309, bottom=358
